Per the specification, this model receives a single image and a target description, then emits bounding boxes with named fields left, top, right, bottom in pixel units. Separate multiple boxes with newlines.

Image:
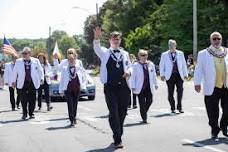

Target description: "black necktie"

left=113, top=49, right=120, bottom=53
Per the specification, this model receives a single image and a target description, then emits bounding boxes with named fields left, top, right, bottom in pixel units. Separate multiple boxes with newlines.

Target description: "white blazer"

left=42, top=63, right=52, bottom=85
left=3, top=62, right=15, bottom=87
left=59, top=66, right=86, bottom=94
left=93, top=40, right=131, bottom=85
left=159, top=50, right=188, bottom=80
left=53, top=58, right=84, bottom=72
left=130, top=61, right=158, bottom=94
left=12, top=57, right=44, bottom=89
left=194, top=49, right=228, bottom=95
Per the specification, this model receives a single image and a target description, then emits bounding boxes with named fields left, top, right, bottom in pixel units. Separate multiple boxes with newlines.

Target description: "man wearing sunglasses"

left=159, top=39, right=188, bottom=114
left=12, top=47, right=44, bottom=120
left=93, top=26, right=131, bottom=149
left=194, top=32, right=228, bottom=140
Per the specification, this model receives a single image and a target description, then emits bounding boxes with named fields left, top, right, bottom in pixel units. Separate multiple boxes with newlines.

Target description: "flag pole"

left=96, top=3, right=100, bottom=26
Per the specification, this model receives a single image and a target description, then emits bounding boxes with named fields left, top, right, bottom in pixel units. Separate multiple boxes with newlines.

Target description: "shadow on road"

left=46, top=125, right=72, bottom=131
left=124, top=122, right=148, bottom=127
left=152, top=113, right=180, bottom=118
left=48, top=117, right=69, bottom=122
left=0, top=109, right=14, bottom=113
left=85, top=143, right=117, bottom=152
left=95, top=114, right=109, bottom=119
left=46, top=118, right=73, bottom=130
left=1, top=119, right=28, bottom=124
left=182, top=138, right=228, bottom=147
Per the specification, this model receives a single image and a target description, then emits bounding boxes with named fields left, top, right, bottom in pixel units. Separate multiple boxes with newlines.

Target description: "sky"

left=0, top=0, right=107, bottom=39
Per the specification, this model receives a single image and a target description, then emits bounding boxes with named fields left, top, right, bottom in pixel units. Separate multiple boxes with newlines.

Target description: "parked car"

left=49, top=69, right=96, bottom=101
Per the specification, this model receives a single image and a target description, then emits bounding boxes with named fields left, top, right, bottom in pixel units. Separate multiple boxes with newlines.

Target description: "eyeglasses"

left=212, top=37, right=221, bottom=41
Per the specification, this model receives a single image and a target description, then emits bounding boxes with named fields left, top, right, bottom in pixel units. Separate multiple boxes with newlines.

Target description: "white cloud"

left=0, top=0, right=107, bottom=39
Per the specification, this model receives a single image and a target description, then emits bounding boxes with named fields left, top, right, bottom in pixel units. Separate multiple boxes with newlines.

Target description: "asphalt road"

left=0, top=77, right=228, bottom=152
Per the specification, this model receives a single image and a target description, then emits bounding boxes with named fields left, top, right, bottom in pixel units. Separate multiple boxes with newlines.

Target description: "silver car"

left=49, top=70, right=96, bottom=101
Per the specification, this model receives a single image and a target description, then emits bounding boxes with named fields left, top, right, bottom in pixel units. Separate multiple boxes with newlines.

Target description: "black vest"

left=172, top=60, right=179, bottom=74
left=106, top=56, right=127, bottom=87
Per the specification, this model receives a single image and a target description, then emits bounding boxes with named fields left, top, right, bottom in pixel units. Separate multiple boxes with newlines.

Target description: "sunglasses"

left=140, top=54, right=147, bottom=57
left=212, top=37, right=221, bottom=41
left=22, top=52, right=29, bottom=55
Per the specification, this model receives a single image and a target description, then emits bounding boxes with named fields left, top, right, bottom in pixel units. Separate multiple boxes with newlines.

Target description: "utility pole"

left=193, top=0, right=197, bottom=60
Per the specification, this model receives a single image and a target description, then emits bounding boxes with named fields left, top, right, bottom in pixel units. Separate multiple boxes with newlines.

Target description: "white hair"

left=22, top=47, right=31, bottom=53
left=210, top=32, right=222, bottom=40
left=168, top=39, right=176, bottom=49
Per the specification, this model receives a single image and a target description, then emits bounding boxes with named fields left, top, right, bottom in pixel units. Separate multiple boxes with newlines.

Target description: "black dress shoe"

left=12, top=108, right=16, bottom=111
left=22, top=115, right=27, bottom=120
left=70, top=121, right=75, bottom=127
left=38, top=107, right=41, bottom=110
left=29, top=115, right=35, bottom=119
left=47, top=106, right=53, bottom=111
left=178, top=110, right=184, bottom=113
left=171, top=110, right=176, bottom=114
left=142, top=120, right=148, bottom=124
left=211, top=134, right=219, bottom=141
left=114, top=142, right=124, bottom=149
left=17, top=106, right=20, bottom=109
left=133, top=105, right=137, bottom=109
left=222, top=129, right=228, bottom=137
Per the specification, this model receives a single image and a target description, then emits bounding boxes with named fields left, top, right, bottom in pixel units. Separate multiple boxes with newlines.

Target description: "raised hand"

left=93, top=26, right=102, bottom=40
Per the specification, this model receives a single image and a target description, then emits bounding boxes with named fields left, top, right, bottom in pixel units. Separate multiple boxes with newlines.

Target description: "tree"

left=59, top=35, right=79, bottom=58
left=82, top=15, right=100, bottom=65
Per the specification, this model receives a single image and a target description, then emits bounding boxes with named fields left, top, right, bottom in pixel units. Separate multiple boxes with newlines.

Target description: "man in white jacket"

left=93, top=26, right=131, bottom=148
left=4, top=55, right=21, bottom=110
left=194, top=32, right=228, bottom=139
left=12, top=47, right=44, bottom=120
left=159, top=39, right=188, bottom=114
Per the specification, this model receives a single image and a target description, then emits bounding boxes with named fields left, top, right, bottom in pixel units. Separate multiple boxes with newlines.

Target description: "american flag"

left=2, top=36, right=17, bottom=56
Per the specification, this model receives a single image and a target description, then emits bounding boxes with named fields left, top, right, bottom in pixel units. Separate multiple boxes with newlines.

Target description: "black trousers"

left=129, top=92, right=137, bottom=107
left=204, top=87, right=228, bottom=135
left=20, top=81, right=36, bottom=117
left=138, top=88, right=153, bottom=121
left=104, top=84, right=130, bottom=144
left=65, top=90, right=80, bottom=122
left=38, top=82, right=50, bottom=108
left=166, top=73, right=183, bottom=111
left=9, top=87, right=21, bottom=109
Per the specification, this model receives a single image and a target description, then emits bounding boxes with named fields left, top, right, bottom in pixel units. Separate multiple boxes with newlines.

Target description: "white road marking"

left=192, top=106, right=206, bottom=110
left=30, top=120, right=50, bottom=125
left=0, top=107, right=9, bottom=110
left=182, top=139, right=227, bottom=152
left=84, top=117, right=97, bottom=122
left=78, top=105, right=92, bottom=111
left=179, top=112, right=195, bottom=117
left=29, top=115, right=51, bottom=125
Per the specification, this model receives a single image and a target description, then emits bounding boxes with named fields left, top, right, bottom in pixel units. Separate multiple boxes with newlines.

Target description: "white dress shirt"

left=93, top=39, right=131, bottom=85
